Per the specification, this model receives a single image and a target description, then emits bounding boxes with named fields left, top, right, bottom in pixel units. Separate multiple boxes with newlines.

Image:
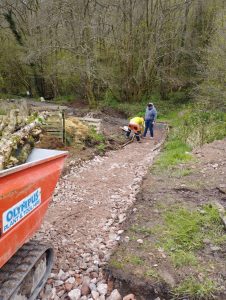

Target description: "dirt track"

left=35, top=125, right=165, bottom=299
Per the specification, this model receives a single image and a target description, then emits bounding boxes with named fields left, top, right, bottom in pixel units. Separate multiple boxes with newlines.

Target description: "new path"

left=36, top=126, right=165, bottom=299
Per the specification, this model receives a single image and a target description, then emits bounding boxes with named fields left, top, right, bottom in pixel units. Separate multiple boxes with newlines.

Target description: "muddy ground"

left=108, top=139, right=226, bottom=300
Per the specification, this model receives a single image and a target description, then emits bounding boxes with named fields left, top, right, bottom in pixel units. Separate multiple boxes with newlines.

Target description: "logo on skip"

left=3, top=188, right=41, bottom=233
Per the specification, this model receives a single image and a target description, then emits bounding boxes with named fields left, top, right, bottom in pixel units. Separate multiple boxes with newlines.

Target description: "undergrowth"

left=176, top=109, right=226, bottom=147
left=96, top=142, right=106, bottom=155
left=82, top=128, right=104, bottom=144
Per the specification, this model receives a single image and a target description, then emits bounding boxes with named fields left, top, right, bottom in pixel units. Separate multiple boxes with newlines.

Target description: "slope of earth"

left=108, top=139, right=226, bottom=300
left=34, top=124, right=166, bottom=299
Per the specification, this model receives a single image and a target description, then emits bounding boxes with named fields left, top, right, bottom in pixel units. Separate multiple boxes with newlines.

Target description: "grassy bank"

left=153, top=105, right=226, bottom=172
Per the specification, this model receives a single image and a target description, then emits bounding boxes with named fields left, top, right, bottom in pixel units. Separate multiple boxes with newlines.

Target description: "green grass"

left=157, top=109, right=184, bottom=125
left=170, top=167, right=193, bottom=178
left=96, top=142, right=106, bottom=154
left=84, top=128, right=106, bottom=149
left=158, top=204, right=224, bottom=253
left=125, top=254, right=144, bottom=265
left=110, top=258, right=124, bottom=269
left=88, top=128, right=105, bottom=143
left=213, top=234, right=226, bottom=245
left=154, top=138, right=192, bottom=170
left=170, top=250, right=198, bottom=268
left=178, top=109, right=226, bottom=145
left=172, top=277, right=217, bottom=299
left=145, top=203, right=226, bottom=273
left=145, top=269, right=159, bottom=280
left=154, top=105, right=226, bottom=170
left=110, top=254, right=144, bottom=269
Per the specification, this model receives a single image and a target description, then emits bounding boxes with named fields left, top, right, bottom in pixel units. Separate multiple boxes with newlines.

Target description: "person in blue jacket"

left=143, top=102, right=157, bottom=139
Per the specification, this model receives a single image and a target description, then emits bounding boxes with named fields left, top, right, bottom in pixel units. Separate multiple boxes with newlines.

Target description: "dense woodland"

left=0, top=0, right=226, bottom=108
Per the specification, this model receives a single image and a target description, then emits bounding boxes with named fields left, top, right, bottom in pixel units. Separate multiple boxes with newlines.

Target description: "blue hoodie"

left=145, top=106, right=157, bottom=121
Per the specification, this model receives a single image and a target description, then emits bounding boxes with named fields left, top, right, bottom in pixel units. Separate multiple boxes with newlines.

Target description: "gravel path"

left=36, top=127, right=165, bottom=300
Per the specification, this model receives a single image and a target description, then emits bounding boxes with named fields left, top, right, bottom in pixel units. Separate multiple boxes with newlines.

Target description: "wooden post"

left=62, top=110, right=66, bottom=144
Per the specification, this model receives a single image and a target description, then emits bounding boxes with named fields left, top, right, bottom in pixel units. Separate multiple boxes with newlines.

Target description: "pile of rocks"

left=40, top=268, right=136, bottom=300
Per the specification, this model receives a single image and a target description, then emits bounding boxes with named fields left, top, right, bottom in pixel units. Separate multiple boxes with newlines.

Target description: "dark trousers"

left=143, top=120, right=154, bottom=137
left=126, top=129, right=141, bottom=141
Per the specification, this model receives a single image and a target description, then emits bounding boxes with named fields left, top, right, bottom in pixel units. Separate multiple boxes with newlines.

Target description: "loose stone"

left=97, top=283, right=108, bottom=295
left=108, top=289, right=122, bottom=300
left=123, top=294, right=136, bottom=300
left=68, top=288, right=81, bottom=300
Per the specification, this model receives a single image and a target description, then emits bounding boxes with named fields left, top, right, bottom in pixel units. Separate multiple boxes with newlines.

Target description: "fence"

left=44, top=111, right=66, bottom=143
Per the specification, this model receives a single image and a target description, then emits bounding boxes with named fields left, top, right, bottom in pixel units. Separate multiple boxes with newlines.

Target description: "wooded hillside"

left=0, top=0, right=225, bottom=107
